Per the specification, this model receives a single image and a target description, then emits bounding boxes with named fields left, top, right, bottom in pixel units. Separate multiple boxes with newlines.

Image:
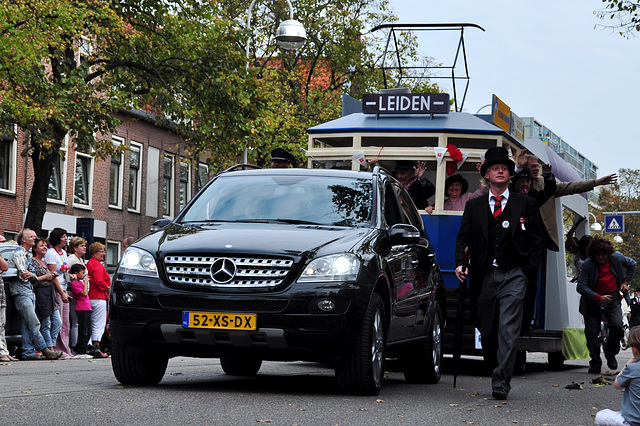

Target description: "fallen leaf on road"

left=296, top=408, right=306, bottom=411
left=465, top=408, right=475, bottom=411
left=256, top=420, right=272, bottom=423
left=376, top=399, right=385, bottom=403
left=358, top=408, right=367, bottom=411
left=468, top=392, right=479, bottom=396
left=450, top=403, right=459, bottom=407
left=552, top=384, right=559, bottom=387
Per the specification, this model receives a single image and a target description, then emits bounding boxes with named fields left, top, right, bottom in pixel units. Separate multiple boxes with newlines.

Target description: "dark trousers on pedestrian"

left=583, top=293, right=623, bottom=369
left=477, top=267, right=527, bottom=394
left=75, top=309, right=92, bottom=355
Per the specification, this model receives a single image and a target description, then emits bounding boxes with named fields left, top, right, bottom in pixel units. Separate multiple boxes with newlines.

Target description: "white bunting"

left=458, top=151, right=471, bottom=169
left=434, top=147, right=447, bottom=165
left=351, top=150, right=366, bottom=165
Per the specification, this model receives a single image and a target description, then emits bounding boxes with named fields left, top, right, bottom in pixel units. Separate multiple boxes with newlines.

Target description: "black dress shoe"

left=492, top=389, right=508, bottom=400
left=588, top=366, right=601, bottom=374
left=607, top=357, right=618, bottom=370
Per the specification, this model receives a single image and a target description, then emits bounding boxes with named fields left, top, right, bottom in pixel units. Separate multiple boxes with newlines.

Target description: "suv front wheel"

left=111, top=339, right=169, bottom=386
left=336, top=293, right=387, bottom=395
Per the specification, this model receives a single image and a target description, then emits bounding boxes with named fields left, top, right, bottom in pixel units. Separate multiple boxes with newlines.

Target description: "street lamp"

left=588, top=212, right=602, bottom=232
left=243, top=0, right=307, bottom=163
left=246, top=0, right=307, bottom=60
left=614, top=235, right=624, bottom=244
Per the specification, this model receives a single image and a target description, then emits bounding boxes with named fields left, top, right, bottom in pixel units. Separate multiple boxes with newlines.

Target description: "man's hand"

left=600, top=294, right=613, bottom=306
left=595, top=174, right=618, bottom=186
left=516, top=149, right=530, bottom=168
left=425, top=205, right=435, bottom=214
left=455, top=265, right=467, bottom=282
left=61, top=293, right=69, bottom=303
left=20, top=271, right=34, bottom=280
left=542, top=163, right=552, bottom=174
left=414, top=161, right=427, bottom=180
left=622, top=282, right=630, bottom=294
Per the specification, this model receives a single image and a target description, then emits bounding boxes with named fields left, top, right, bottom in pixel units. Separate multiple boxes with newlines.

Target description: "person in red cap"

left=455, top=146, right=544, bottom=400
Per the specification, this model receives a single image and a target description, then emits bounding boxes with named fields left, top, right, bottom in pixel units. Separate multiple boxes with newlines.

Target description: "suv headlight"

left=298, top=253, right=359, bottom=282
left=119, top=247, right=158, bottom=277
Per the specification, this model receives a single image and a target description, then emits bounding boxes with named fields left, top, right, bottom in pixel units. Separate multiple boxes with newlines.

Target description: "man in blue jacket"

left=577, top=237, right=637, bottom=374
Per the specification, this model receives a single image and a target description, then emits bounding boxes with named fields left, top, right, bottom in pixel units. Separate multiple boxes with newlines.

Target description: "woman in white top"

left=44, top=227, right=73, bottom=359
left=66, top=236, right=87, bottom=354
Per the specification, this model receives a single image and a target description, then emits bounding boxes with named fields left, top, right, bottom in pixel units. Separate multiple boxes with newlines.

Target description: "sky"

left=388, top=0, right=639, bottom=178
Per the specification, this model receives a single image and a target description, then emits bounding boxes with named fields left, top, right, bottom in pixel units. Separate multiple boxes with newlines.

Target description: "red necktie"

left=492, top=196, right=503, bottom=218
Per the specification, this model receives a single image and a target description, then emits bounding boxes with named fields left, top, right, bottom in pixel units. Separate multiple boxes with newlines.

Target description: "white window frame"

left=109, top=136, right=124, bottom=209
left=0, top=124, right=17, bottom=195
left=47, top=134, right=68, bottom=204
left=197, top=162, right=209, bottom=190
left=128, top=141, right=143, bottom=213
left=73, top=146, right=94, bottom=209
left=106, top=240, right=121, bottom=268
left=162, top=154, right=174, bottom=218
left=179, top=159, right=191, bottom=212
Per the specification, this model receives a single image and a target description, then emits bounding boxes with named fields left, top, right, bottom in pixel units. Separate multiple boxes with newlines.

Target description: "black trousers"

left=582, top=293, right=623, bottom=368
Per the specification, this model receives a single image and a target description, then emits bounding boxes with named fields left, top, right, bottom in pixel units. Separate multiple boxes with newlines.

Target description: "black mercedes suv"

left=110, top=165, right=446, bottom=395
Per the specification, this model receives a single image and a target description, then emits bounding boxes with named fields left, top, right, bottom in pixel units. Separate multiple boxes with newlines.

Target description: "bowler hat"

left=513, top=167, right=533, bottom=183
left=271, top=148, right=296, bottom=167
left=444, top=174, right=469, bottom=196
left=394, top=160, right=417, bottom=171
left=480, top=146, right=515, bottom=176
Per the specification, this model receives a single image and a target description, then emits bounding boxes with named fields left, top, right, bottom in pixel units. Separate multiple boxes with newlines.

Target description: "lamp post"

left=243, top=0, right=307, bottom=163
left=588, top=212, right=602, bottom=232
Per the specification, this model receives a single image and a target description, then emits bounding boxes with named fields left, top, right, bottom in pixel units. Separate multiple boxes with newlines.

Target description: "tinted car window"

left=181, top=175, right=373, bottom=227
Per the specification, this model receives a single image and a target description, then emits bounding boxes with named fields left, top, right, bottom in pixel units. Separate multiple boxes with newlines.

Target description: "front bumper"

left=109, top=273, right=370, bottom=361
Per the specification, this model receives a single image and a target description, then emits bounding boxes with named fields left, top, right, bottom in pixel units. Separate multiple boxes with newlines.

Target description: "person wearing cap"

left=455, top=146, right=544, bottom=400
left=392, top=160, right=435, bottom=210
left=270, top=148, right=297, bottom=168
left=516, top=150, right=617, bottom=251
left=511, top=167, right=556, bottom=207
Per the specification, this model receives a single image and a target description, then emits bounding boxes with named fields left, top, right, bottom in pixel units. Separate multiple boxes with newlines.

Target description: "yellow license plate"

left=182, top=311, right=257, bottom=330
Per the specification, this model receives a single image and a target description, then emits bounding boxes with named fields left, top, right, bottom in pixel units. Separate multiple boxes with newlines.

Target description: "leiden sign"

left=362, top=93, right=450, bottom=115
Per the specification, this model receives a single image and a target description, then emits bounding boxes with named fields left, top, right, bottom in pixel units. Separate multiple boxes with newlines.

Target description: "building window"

left=162, top=154, right=174, bottom=217
left=198, top=163, right=209, bottom=190
left=74, top=149, right=93, bottom=207
left=48, top=134, right=68, bottom=202
left=0, top=124, right=16, bottom=193
left=179, top=160, right=190, bottom=211
left=128, top=142, right=142, bottom=212
left=106, top=241, right=120, bottom=267
left=109, top=136, right=124, bottom=208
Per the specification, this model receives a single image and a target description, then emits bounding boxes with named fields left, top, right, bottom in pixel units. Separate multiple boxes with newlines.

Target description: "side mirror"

left=388, top=223, right=421, bottom=245
left=150, top=218, right=172, bottom=232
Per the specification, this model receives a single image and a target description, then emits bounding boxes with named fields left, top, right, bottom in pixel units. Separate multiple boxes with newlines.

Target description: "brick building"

left=0, top=109, right=210, bottom=269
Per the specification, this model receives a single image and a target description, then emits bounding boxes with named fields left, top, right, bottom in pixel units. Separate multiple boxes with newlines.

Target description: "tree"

left=0, top=0, right=438, bottom=233
left=593, top=168, right=640, bottom=289
left=0, top=0, right=271, bottom=234
left=228, top=0, right=441, bottom=168
left=596, top=1, right=640, bottom=36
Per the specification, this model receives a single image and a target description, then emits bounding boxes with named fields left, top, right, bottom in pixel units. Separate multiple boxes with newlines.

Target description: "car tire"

left=111, top=339, right=168, bottom=386
left=220, top=357, right=262, bottom=376
left=335, top=293, right=386, bottom=395
left=403, top=301, right=443, bottom=384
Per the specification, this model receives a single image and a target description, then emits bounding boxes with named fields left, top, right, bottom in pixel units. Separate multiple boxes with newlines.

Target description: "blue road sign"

left=605, top=215, right=624, bottom=233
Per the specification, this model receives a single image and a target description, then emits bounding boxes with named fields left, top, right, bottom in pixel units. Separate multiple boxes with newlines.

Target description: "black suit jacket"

left=455, top=191, right=544, bottom=299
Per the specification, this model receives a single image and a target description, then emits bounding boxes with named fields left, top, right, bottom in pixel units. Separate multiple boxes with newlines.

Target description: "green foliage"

left=0, top=0, right=440, bottom=230
left=596, top=0, right=640, bottom=36
left=594, top=168, right=640, bottom=289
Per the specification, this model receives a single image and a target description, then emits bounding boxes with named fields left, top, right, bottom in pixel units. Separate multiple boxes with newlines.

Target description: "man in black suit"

left=455, top=146, right=544, bottom=400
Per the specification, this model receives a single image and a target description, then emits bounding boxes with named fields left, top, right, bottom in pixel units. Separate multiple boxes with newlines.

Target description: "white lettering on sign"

left=378, top=95, right=434, bottom=112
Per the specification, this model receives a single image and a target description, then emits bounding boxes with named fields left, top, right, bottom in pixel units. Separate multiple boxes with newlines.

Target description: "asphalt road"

left=0, top=350, right=630, bottom=425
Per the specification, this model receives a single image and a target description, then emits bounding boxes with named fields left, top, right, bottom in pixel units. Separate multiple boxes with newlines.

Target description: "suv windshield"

left=181, top=175, right=373, bottom=227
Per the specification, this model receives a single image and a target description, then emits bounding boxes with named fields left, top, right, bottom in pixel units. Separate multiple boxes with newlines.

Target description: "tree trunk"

left=23, top=150, right=55, bottom=237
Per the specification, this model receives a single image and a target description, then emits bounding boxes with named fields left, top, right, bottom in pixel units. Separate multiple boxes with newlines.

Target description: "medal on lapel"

left=520, top=217, right=526, bottom=231
left=502, top=220, right=509, bottom=229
